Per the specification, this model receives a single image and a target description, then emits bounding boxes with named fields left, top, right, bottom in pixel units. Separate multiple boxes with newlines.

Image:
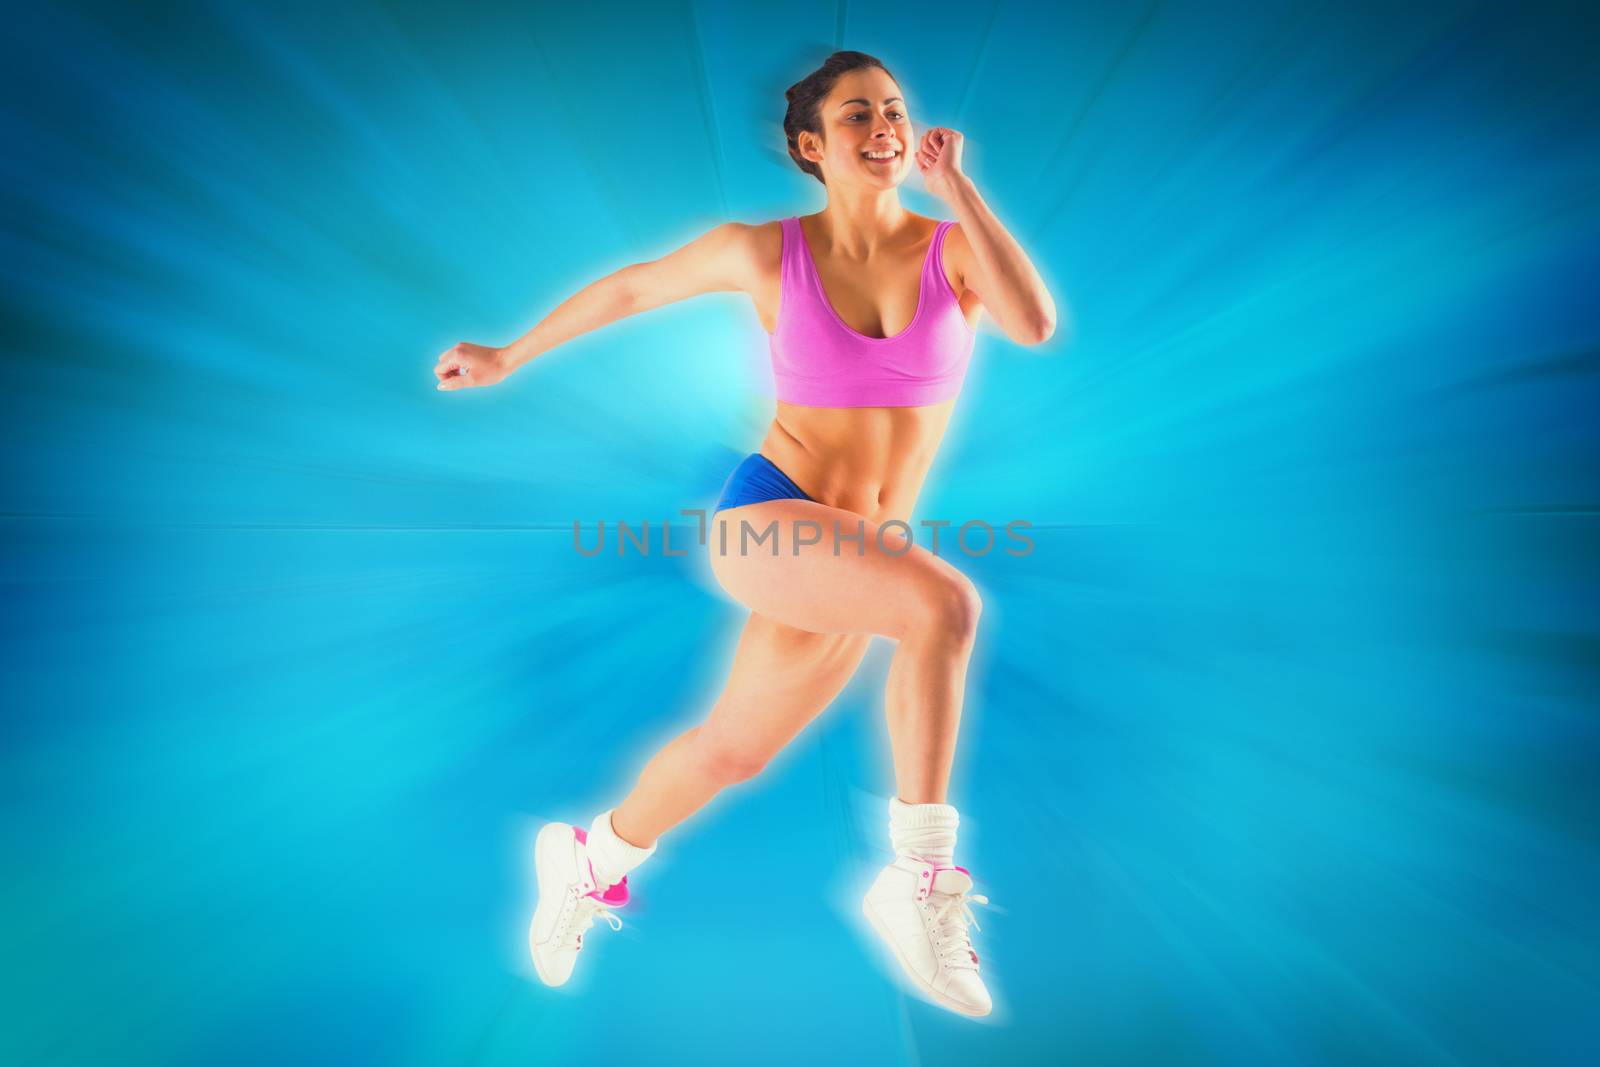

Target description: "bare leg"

left=883, top=603, right=979, bottom=804
left=705, top=501, right=983, bottom=810
left=610, top=612, right=871, bottom=847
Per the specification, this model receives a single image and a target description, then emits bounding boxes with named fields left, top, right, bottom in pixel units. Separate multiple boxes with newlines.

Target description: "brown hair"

left=783, top=50, right=899, bottom=186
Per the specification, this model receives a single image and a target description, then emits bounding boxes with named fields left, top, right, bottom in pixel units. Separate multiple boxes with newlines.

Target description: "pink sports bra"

left=767, top=216, right=977, bottom=407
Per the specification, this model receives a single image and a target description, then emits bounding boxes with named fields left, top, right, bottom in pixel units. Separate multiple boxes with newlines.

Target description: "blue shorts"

left=713, top=453, right=813, bottom=514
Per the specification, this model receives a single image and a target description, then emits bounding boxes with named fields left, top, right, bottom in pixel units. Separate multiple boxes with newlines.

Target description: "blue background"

left=4, top=1, right=1599, bottom=1064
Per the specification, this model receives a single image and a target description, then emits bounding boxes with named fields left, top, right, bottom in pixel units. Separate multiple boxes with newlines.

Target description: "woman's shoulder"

left=937, top=217, right=972, bottom=294
left=694, top=218, right=785, bottom=300
left=729, top=218, right=786, bottom=276
left=717, top=217, right=785, bottom=253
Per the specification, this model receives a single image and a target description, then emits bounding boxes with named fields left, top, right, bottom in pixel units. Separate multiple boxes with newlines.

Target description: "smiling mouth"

left=862, top=150, right=901, bottom=164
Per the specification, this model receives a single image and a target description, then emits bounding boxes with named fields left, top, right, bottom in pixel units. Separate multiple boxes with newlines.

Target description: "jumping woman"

left=434, top=50, right=1056, bottom=1018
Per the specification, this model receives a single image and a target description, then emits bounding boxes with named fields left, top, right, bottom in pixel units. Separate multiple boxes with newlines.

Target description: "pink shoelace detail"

left=908, top=856, right=989, bottom=970
left=565, top=825, right=628, bottom=951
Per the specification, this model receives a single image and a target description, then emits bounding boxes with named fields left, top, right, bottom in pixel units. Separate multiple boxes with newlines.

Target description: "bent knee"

left=909, top=572, right=983, bottom=642
left=691, top=727, right=771, bottom=785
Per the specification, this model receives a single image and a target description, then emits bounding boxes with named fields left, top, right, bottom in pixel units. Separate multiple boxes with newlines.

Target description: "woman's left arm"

left=916, top=128, right=1057, bottom=346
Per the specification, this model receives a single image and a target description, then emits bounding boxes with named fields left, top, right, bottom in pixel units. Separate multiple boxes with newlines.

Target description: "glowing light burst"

left=3, top=1, right=1598, bottom=1064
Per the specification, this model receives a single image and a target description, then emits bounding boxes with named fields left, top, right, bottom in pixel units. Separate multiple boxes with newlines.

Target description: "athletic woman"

left=433, top=51, right=1055, bottom=1018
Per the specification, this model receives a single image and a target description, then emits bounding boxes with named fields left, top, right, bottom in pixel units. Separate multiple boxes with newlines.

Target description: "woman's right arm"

left=435, top=222, right=759, bottom=390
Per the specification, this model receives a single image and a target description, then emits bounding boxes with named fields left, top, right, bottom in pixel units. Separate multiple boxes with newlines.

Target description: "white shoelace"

left=563, top=892, right=623, bottom=951
left=929, top=889, right=990, bottom=971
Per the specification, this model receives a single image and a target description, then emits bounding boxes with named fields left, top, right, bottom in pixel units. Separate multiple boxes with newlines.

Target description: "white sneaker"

left=862, top=854, right=994, bottom=1017
left=529, top=822, right=631, bottom=987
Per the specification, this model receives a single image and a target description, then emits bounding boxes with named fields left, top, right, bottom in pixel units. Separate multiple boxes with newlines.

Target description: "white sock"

left=889, top=796, right=959, bottom=864
left=585, top=809, right=657, bottom=889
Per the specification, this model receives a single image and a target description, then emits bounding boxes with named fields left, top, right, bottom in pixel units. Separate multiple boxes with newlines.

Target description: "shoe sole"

left=530, top=822, right=571, bottom=987
left=861, top=898, right=990, bottom=1017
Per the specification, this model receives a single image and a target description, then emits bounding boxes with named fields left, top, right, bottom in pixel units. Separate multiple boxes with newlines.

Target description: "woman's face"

left=808, top=68, right=913, bottom=187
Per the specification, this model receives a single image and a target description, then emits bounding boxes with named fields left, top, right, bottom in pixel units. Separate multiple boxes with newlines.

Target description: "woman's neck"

left=813, top=194, right=915, bottom=259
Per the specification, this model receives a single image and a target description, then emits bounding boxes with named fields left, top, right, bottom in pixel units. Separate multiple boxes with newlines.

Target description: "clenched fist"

left=434, top=342, right=512, bottom=391
left=914, top=127, right=968, bottom=202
